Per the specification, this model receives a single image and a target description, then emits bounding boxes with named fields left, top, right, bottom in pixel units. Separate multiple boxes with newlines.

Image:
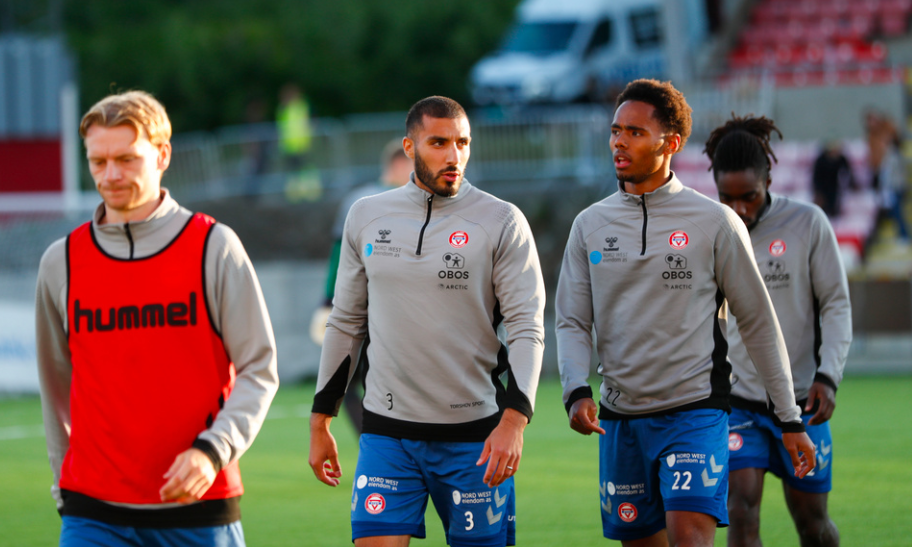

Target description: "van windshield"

left=501, top=21, right=578, bottom=55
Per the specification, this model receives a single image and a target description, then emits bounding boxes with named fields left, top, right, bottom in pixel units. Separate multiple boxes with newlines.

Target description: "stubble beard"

left=414, top=149, right=461, bottom=197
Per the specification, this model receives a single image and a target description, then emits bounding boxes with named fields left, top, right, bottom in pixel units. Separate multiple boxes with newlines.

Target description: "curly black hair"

left=615, top=79, right=693, bottom=149
left=704, top=113, right=783, bottom=181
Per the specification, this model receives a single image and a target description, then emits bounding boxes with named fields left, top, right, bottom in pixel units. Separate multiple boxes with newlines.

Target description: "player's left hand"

left=477, top=408, right=527, bottom=488
left=805, top=381, right=836, bottom=425
left=160, top=447, right=217, bottom=503
left=782, top=431, right=816, bottom=479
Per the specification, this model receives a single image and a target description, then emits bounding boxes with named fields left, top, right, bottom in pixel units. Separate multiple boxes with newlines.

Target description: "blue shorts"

left=598, top=409, right=729, bottom=541
left=60, top=516, right=245, bottom=547
left=352, top=434, right=515, bottom=547
left=728, top=407, right=833, bottom=493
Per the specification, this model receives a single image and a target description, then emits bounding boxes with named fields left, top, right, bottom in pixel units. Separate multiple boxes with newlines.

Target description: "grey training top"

left=313, top=179, right=545, bottom=441
left=728, top=194, right=852, bottom=408
left=556, top=175, right=803, bottom=430
left=35, top=190, right=279, bottom=508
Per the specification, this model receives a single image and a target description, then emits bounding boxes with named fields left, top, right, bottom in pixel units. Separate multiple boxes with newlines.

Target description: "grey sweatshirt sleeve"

left=312, top=202, right=369, bottom=416
left=492, top=205, right=546, bottom=419
left=808, top=210, right=852, bottom=389
left=715, top=209, right=802, bottom=429
left=34, top=238, right=71, bottom=509
left=555, top=217, right=596, bottom=411
left=195, top=224, right=279, bottom=469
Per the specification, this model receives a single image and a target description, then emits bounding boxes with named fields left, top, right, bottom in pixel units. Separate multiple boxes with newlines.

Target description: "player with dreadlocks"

left=705, top=115, right=852, bottom=547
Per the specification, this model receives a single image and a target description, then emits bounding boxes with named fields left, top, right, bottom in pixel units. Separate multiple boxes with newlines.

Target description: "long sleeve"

left=555, top=217, right=596, bottom=411
left=195, top=224, right=279, bottom=467
left=714, top=209, right=802, bottom=429
left=34, top=238, right=71, bottom=508
left=312, top=202, right=369, bottom=416
left=491, top=205, right=545, bottom=419
left=808, top=211, right=852, bottom=389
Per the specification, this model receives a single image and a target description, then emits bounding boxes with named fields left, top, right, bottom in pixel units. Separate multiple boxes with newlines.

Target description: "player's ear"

left=664, top=134, right=681, bottom=155
left=403, top=136, right=414, bottom=159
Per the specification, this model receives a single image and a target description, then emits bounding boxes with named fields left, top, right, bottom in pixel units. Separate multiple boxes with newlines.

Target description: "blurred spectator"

left=864, top=110, right=909, bottom=246
left=812, top=140, right=856, bottom=218
left=863, top=108, right=897, bottom=190
left=277, top=83, right=320, bottom=201
left=873, top=136, right=910, bottom=246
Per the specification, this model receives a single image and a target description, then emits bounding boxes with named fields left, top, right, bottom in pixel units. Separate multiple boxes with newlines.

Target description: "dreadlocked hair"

left=704, top=113, right=782, bottom=181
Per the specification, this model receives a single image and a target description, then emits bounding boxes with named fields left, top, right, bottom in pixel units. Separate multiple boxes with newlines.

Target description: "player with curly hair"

left=556, top=80, right=816, bottom=546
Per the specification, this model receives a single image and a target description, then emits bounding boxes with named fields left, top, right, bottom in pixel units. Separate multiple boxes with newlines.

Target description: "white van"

left=469, top=0, right=666, bottom=105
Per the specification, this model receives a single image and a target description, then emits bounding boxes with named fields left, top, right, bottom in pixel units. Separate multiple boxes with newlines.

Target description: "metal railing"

left=164, top=77, right=774, bottom=203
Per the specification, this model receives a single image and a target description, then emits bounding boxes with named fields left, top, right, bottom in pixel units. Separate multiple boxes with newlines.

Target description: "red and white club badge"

left=769, top=239, right=786, bottom=257
left=669, top=230, right=689, bottom=250
left=365, top=493, right=386, bottom=515
left=729, top=432, right=744, bottom=452
left=618, top=502, right=638, bottom=523
left=449, top=231, right=469, bottom=248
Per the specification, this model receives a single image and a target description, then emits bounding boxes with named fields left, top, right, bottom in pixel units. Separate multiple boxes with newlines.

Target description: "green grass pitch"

left=0, top=376, right=909, bottom=546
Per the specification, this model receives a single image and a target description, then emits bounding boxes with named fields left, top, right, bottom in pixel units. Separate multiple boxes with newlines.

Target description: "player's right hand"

left=782, top=431, right=816, bottom=479
left=568, top=398, right=606, bottom=436
left=309, top=413, right=342, bottom=487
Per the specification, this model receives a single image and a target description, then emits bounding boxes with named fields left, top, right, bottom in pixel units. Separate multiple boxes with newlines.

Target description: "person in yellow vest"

left=35, top=90, right=279, bottom=546
left=277, top=83, right=320, bottom=201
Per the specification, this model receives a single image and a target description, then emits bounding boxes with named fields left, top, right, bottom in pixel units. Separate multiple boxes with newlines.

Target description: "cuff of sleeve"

left=565, top=385, right=594, bottom=415
left=192, top=438, right=224, bottom=472
left=779, top=421, right=806, bottom=434
left=504, top=403, right=533, bottom=424
left=813, top=372, right=838, bottom=392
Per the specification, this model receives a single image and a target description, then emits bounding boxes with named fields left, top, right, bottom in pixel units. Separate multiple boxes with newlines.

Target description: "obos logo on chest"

left=439, top=253, right=469, bottom=279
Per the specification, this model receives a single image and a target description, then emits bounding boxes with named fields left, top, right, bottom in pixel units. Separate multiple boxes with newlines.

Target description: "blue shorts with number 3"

left=351, top=433, right=515, bottom=547
left=598, top=409, right=729, bottom=541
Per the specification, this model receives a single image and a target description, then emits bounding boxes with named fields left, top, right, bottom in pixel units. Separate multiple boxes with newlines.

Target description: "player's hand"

left=805, top=381, right=836, bottom=425
left=782, top=431, right=816, bottom=479
left=477, top=408, right=527, bottom=488
left=160, top=448, right=217, bottom=503
left=568, top=398, right=606, bottom=436
left=309, top=413, right=342, bottom=487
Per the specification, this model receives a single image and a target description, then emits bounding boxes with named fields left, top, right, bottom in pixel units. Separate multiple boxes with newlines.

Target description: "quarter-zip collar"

left=91, top=189, right=181, bottom=260
left=616, top=172, right=685, bottom=208
left=615, top=172, right=685, bottom=256
left=403, top=176, right=474, bottom=208
left=405, top=176, right=474, bottom=255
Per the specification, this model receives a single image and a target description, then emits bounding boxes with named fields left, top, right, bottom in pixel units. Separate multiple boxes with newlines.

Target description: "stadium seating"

left=726, top=0, right=911, bottom=85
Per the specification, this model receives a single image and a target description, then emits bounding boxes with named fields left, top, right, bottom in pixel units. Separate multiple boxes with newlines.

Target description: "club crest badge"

left=618, top=502, right=638, bottom=523
left=449, top=231, right=469, bottom=248
left=769, top=239, right=786, bottom=257
left=669, top=231, right=689, bottom=249
left=365, top=493, right=386, bottom=515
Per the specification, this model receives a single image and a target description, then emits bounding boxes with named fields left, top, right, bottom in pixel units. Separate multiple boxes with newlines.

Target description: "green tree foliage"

left=60, top=0, right=521, bottom=131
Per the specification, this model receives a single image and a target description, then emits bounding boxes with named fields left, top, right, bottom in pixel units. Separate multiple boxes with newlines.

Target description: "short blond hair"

left=79, top=91, right=171, bottom=146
